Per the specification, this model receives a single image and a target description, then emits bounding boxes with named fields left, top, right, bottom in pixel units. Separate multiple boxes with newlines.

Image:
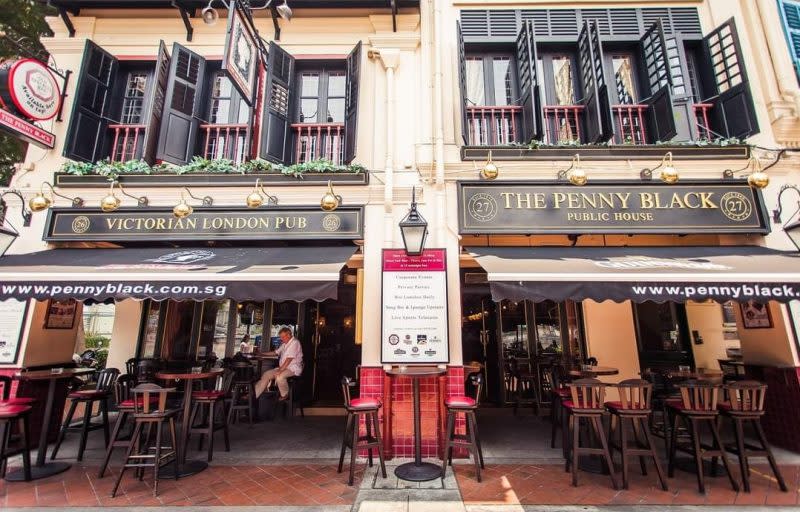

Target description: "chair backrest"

left=213, top=369, right=235, bottom=394
left=136, top=358, right=163, bottom=384
left=95, top=368, right=120, bottom=392
left=725, top=380, right=767, bottom=414
left=125, top=358, right=139, bottom=376
left=228, top=361, right=254, bottom=382
left=341, top=376, right=355, bottom=407
left=677, top=379, right=720, bottom=412
left=114, top=374, right=136, bottom=404
left=568, top=378, right=606, bottom=410
left=131, top=383, right=175, bottom=414
left=614, top=379, right=652, bottom=411
left=470, top=373, right=484, bottom=407
left=718, top=359, right=746, bottom=380
left=0, top=374, right=11, bottom=400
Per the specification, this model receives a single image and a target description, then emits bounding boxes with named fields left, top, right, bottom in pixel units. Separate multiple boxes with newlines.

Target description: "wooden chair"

left=337, top=376, right=386, bottom=486
left=720, top=380, right=787, bottom=493
left=442, top=373, right=485, bottom=482
left=188, top=369, right=234, bottom=462
left=125, top=358, right=139, bottom=378
left=718, top=359, right=747, bottom=384
left=510, top=358, right=539, bottom=416
left=0, top=404, right=32, bottom=480
left=544, top=365, right=571, bottom=456
left=0, top=375, right=36, bottom=407
left=111, top=384, right=179, bottom=498
left=666, top=380, right=739, bottom=493
left=135, top=359, right=163, bottom=384
left=563, top=378, right=618, bottom=489
left=52, top=367, right=119, bottom=461
left=227, top=361, right=256, bottom=425
left=606, top=379, right=668, bottom=490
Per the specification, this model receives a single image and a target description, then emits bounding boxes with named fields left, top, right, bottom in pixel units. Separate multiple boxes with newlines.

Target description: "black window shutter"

left=142, top=41, right=171, bottom=164
left=155, top=43, right=206, bottom=165
left=701, top=18, right=759, bottom=139
left=577, top=20, right=613, bottom=143
left=258, top=42, right=295, bottom=164
left=457, top=21, right=470, bottom=145
left=63, top=40, right=118, bottom=163
left=344, top=41, right=361, bottom=164
left=515, top=20, right=543, bottom=142
left=639, top=21, right=677, bottom=142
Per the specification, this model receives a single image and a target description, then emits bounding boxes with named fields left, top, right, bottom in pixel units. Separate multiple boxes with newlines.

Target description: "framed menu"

left=0, top=300, right=29, bottom=364
left=381, top=249, right=449, bottom=364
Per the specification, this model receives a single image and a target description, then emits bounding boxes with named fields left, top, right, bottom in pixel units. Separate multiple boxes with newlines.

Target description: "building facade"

left=2, top=0, right=800, bottom=456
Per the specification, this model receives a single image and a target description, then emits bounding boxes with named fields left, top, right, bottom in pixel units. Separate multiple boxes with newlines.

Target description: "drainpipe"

left=377, top=49, right=401, bottom=247
left=431, top=0, right=446, bottom=245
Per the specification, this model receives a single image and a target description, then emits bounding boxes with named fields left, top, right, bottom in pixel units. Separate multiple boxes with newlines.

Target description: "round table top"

left=569, top=366, right=620, bottom=377
left=666, top=369, right=723, bottom=380
left=385, top=366, right=447, bottom=377
left=15, top=367, right=95, bottom=381
left=156, top=367, right=224, bottom=380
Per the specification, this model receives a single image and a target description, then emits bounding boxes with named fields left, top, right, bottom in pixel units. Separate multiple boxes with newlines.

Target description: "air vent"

left=581, top=9, right=611, bottom=36
left=461, top=10, right=489, bottom=38
left=548, top=10, right=579, bottom=37
left=670, top=7, right=702, bottom=35
left=610, top=9, right=640, bottom=35
left=520, top=10, right=549, bottom=37
left=488, top=10, right=518, bottom=37
left=642, top=8, right=672, bottom=34
left=464, top=273, right=488, bottom=284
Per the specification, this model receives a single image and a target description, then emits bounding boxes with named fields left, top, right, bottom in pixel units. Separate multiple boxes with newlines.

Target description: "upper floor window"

left=297, top=69, right=346, bottom=123
left=780, top=0, right=800, bottom=85
left=209, top=71, right=249, bottom=124
left=465, top=55, right=516, bottom=106
left=121, top=73, right=148, bottom=124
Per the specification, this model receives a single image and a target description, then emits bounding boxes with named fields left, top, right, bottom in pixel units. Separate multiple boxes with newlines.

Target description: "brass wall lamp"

left=640, top=152, right=679, bottom=184
left=28, top=181, right=84, bottom=212
left=100, top=181, right=149, bottom=212
left=557, top=154, right=587, bottom=186
left=246, top=179, right=278, bottom=208
left=174, top=188, right=214, bottom=218
left=723, top=155, right=770, bottom=189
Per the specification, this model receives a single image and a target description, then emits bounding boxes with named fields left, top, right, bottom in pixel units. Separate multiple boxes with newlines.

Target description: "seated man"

left=254, top=327, right=303, bottom=400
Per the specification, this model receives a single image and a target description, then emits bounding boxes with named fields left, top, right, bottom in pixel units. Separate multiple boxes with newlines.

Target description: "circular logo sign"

left=322, top=214, right=341, bottom=232
left=71, top=216, right=90, bottom=234
left=8, top=59, right=61, bottom=121
left=719, top=191, right=753, bottom=222
left=388, top=334, right=400, bottom=346
left=467, top=193, right=498, bottom=222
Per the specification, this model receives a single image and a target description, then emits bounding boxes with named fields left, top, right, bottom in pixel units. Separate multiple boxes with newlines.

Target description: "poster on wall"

left=0, top=300, right=29, bottom=364
left=381, top=249, right=449, bottom=364
left=44, top=298, right=77, bottom=329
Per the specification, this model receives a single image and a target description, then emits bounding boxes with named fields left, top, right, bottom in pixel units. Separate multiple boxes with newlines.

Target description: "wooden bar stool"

left=544, top=365, right=571, bottom=456
left=52, top=367, right=119, bottom=462
left=563, top=378, right=618, bottom=489
left=0, top=375, right=36, bottom=407
left=188, top=369, right=233, bottom=462
left=337, top=376, right=386, bottom=486
left=606, top=379, right=668, bottom=490
left=111, top=384, right=180, bottom=498
left=0, top=404, right=32, bottom=481
left=720, top=380, right=787, bottom=493
left=227, top=361, right=256, bottom=425
left=666, top=380, right=739, bottom=494
left=442, top=373, right=485, bottom=482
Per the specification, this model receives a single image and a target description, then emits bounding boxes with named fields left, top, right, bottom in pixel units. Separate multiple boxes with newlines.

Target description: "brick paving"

left=0, top=464, right=361, bottom=507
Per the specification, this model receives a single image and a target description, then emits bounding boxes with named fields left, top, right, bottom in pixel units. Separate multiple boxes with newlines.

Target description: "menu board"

left=381, top=249, right=449, bottom=364
left=0, top=300, right=28, bottom=364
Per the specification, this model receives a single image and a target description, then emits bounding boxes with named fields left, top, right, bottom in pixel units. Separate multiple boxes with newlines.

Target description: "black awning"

left=0, top=246, right=356, bottom=302
left=470, top=246, right=800, bottom=303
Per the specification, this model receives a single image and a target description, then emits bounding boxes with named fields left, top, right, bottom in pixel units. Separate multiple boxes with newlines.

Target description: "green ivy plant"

left=175, top=156, right=238, bottom=175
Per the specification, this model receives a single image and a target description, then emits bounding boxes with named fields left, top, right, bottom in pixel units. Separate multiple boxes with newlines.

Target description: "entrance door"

left=634, top=302, right=693, bottom=371
left=461, top=291, right=498, bottom=403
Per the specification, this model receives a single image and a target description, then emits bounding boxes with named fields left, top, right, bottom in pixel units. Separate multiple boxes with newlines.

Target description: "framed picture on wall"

left=740, top=300, right=772, bottom=329
left=44, top=299, right=78, bottom=329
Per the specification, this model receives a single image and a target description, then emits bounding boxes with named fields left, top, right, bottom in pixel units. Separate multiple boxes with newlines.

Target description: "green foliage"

left=175, top=156, right=238, bottom=175
left=84, top=332, right=110, bottom=370
left=239, top=158, right=274, bottom=174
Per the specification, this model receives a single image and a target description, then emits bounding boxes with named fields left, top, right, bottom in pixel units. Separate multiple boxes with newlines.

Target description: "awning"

left=470, top=246, right=800, bottom=303
left=0, top=246, right=357, bottom=302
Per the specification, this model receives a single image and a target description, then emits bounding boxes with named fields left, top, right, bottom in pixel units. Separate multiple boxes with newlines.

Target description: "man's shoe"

left=278, top=395, right=289, bottom=401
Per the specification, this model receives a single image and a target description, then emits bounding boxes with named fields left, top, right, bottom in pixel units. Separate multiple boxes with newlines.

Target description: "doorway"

left=633, top=302, right=694, bottom=371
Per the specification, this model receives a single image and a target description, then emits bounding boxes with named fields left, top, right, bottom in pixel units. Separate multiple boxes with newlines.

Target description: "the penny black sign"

left=458, top=181, right=769, bottom=235
left=44, top=206, right=364, bottom=241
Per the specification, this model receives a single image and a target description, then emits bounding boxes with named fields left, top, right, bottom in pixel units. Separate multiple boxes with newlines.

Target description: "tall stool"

left=188, top=369, right=233, bottom=462
left=227, top=361, right=256, bottom=425
left=52, top=367, right=119, bottom=461
left=720, top=380, right=787, bottom=493
left=0, top=375, right=36, bottom=407
left=606, top=379, right=668, bottom=490
left=111, top=384, right=179, bottom=498
left=135, top=359, right=162, bottom=384
left=511, top=358, right=539, bottom=416
left=0, top=404, right=32, bottom=481
left=283, top=376, right=305, bottom=418
left=125, top=358, right=139, bottom=377
left=337, top=376, right=386, bottom=486
left=563, top=378, right=618, bottom=489
left=666, top=380, right=739, bottom=493
left=545, top=365, right=571, bottom=455
left=442, top=373, right=485, bottom=482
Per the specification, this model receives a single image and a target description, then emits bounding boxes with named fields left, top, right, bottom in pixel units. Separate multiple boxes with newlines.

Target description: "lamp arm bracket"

left=0, top=190, right=32, bottom=226
left=772, top=183, right=800, bottom=222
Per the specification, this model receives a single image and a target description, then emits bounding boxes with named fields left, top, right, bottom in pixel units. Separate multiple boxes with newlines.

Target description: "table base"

left=395, top=461, right=442, bottom=482
left=5, top=462, right=71, bottom=482
left=158, top=460, right=209, bottom=479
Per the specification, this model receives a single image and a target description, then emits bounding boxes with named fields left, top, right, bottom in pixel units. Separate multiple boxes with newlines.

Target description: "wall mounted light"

left=173, top=187, right=213, bottom=218
left=28, top=181, right=84, bottom=212
left=772, top=184, right=800, bottom=251
left=100, top=181, right=149, bottom=213
left=0, top=190, right=32, bottom=257
left=480, top=150, right=499, bottom=180
left=723, top=155, right=770, bottom=189
left=320, top=180, right=342, bottom=211
left=641, top=152, right=679, bottom=184
left=246, top=178, right=278, bottom=208
left=557, top=154, right=587, bottom=186
left=201, top=0, right=219, bottom=25
left=399, top=186, right=428, bottom=256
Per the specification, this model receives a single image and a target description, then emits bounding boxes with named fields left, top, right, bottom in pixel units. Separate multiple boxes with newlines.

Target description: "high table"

left=568, top=366, right=620, bottom=378
left=156, top=367, right=223, bottom=478
left=5, top=367, right=95, bottom=482
left=385, top=366, right=446, bottom=482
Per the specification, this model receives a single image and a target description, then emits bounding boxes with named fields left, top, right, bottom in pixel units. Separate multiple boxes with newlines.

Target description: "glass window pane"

left=235, top=301, right=265, bottom=349
left=491, top=58, right=513, bottom=105
left=140, top=302, right=161, bottom=358
left=196, top=301, right=230, bottom=360
left=465, top=58, right=485, bottom=106
left=532, top=301, right=561, bottom=354
left=612, top=55, right=638, bottom=104
left=551, top=56, right=575, bottom=105
left=301, top=73, right=320, bottom=97
left=328, top=73, right=346, bottom=97
left=326, top=97, right=345, bottom=123
left=300, top=98, right=318, bottom=122
left=211, top=99, right=231, bottom=124
left=213, top=74, right=232, bottom=99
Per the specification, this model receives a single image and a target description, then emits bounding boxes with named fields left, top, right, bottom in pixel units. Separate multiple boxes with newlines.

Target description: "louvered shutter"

left=141, top=41, right=170, bottom=164
left=344, top=41, right=361, bottom=164
left=155, top=43, right=206, bottom=165
left=639, top=21, right=677, bottom=142
left=577, top=20, right=613, bottom=143
left=700, top=18, right=759, bottom=139
left=258, top=42, right=295, bottom=164
left=780, top=1, right=800, bottom=82
left=63, top=40, right=118, bottom=163
left=457, top=21, right=470, bottom=145
left=515, top=20, right=543, bottom=142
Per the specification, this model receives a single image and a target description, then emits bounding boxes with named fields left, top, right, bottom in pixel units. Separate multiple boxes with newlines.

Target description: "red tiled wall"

left=747, top=365, right=800, bottom=452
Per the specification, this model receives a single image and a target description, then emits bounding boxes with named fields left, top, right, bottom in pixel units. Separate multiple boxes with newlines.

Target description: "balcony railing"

left=292, top=123, right=345, bottom=165
left=693, top=103, right=713, bottom=140
left=109, top=124, right=146, bottom=162
left=612, top=104, right=647, bottom=145
left=543, top=105, right=584, bottom=145
left=465, top=105, right=523, bottom=146
left=201, top=124, right=248, bottom=165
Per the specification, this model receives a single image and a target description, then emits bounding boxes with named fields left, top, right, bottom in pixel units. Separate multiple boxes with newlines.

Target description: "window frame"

left=538, top=49, right=580, bottom=106
left=463, top=51, right=520, bottom=107
left=293, top=64, right=347, bottom=124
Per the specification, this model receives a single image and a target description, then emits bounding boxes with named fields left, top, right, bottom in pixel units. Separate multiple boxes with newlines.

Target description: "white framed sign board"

left=0, top=300, right=29, bottom=364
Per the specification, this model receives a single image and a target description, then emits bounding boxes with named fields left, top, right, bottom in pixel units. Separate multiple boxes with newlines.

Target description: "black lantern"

left=399, top=187, right=428, bottom=256
left=0, top=223, right=19, bottom=257
left=0, top=191, right=32, bottom=257
left=773, top=184, right=800, bottom=252
left=782, top=218, right=800, bottom=252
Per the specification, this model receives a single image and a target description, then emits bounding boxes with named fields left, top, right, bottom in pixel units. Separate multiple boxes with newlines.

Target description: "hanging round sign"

left=0, top=59, right=61, bottom=121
